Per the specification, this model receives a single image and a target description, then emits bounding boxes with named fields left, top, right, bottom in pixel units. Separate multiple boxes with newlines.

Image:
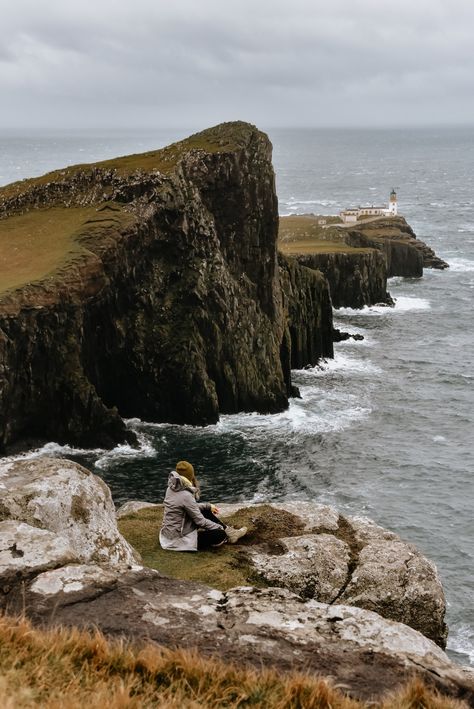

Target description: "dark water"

left=1, top=127, right=473, bottom=666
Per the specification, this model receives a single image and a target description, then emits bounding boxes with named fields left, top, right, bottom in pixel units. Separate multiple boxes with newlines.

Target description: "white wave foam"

left=295, top=352, right=381, bottom=377
left=286, top=197, right=338, bottom=206
left=94, top=420, right=156, bottom=470
left=448, top=624, right=474, bottom=664
left=1, top=424, right=156, bottom=471
left=216, top=400, right=371, bottom=438
left=393, top=296, right=431, bottom=312
left=447, top=257, right=474, bottom=272
left=1, top=441, right=106, bottom=465
left=337, top=295, right=430, bottom=316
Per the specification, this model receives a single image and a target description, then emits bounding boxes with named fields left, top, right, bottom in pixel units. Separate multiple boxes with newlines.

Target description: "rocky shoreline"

left=1, top=456, right=473, bottom=704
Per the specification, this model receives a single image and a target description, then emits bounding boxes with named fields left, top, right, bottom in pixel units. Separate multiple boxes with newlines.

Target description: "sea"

left=0, top=126, right=473, bottom=667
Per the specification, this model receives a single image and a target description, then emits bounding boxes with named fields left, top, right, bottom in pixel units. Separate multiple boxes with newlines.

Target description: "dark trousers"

left=197, top=508, right=227, bottom=550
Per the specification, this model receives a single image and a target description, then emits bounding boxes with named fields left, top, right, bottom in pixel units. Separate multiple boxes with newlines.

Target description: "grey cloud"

left=1, top=0, right=474, bottom=129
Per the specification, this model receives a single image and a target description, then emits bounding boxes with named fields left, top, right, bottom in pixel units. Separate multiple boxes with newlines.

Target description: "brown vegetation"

left=0, top=615, right=468, bottom=708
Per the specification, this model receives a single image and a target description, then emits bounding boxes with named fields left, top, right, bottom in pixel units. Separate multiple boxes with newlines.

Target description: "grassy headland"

left=0, top=207, right=95, bottom=294
left=278, top=215, right=371, bottom=255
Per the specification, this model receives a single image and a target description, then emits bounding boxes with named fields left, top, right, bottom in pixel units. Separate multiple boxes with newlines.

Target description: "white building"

left=340, top=189, right=398, bottom=223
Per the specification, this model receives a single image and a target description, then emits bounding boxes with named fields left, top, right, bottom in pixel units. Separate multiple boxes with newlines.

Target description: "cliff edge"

left=279, top=214, right=448, bottom=308
left=0, top=123, right=333, bottom=450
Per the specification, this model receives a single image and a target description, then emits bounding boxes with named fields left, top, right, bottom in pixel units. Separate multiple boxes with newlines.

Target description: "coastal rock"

left=0, top=520, right=77, bottom=588
left=338, top=516, right=447, bottom=647
left=278, top=254, right=334, bottom=369
left=0, top=122, right=334, bottom=451
left=29, top=564, right=121, bottom=598
left=13, top=575, right=473, bottom=704
left=0, top=459, right=468, bottom=702
left=278, top=214, right=448, bottom=312
left=121, top=499, right=447, bottom=647
left=295, top=249, right=389, bottom=308
left=345, top=216, right=449, bottom=273
left=115, top=500, right=161, bottom=519
left=248, top=533, right=350, bottom=602
left=0, top=457, right=140, bottom=567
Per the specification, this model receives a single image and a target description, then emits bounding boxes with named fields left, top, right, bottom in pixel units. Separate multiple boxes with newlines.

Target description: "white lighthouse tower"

left=388, top=188, right=398, bottom=216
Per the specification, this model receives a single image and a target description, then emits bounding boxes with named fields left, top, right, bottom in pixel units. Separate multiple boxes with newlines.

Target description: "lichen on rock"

left=0, top=457, right=139, bottom=567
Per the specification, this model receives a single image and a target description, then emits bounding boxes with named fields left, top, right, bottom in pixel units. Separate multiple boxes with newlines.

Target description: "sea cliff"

left=0, top=122, right=334, bottom=451
left=279, top=213, right=448, bottom=309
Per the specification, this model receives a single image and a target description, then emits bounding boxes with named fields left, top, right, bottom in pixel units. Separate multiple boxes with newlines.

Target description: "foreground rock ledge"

left=1, top=457, right=473, bottom=703
left=117, top=498, right=447, bottom=647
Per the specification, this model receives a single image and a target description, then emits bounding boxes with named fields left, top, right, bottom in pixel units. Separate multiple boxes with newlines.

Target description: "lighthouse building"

left=340, top=190, right=398, bottom=223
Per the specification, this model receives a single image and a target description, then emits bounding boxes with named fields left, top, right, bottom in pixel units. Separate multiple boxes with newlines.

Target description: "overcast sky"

left=1, top=0, right=474, bottom=131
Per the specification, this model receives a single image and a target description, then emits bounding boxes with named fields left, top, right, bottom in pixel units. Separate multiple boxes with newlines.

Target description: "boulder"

left=212, top=501, right=447, bottom=647
left=0, top=457, right=140, bottom=567
left=248, top=534, right=350, bottom=602
left=115, top=500, right=160, bottom=519
left=0, top=520, right=76, bottom=589
left=337, top=516, right=447, bottom=648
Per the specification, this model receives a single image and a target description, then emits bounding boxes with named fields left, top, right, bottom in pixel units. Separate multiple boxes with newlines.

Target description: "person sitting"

left=159, top=460, right=247, bottom=552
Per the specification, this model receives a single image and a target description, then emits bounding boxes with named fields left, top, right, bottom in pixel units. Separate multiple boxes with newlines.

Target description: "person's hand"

left=211, top=504, right=219, bottom=515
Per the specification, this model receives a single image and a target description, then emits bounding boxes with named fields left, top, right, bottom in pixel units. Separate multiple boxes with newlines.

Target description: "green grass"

left=278, top=215, right=373, bottom=255
left=117, top=504, right=305, bottom=590
left=0, top=203, right=134, bottom=297
left=279, top=239, right=372, bottom=255
left=0, top=207, right=96, bottom=294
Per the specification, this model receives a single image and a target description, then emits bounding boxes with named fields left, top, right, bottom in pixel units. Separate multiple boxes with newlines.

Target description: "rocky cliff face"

left=279, top=254, right=334, bottom=370
left=294, top=249, right=389, bottom=309
left=345, top=216, right=448, bottom=275
left=0, top=123, right=333, bottom=450
left=278, top=214, right=448, bottom=311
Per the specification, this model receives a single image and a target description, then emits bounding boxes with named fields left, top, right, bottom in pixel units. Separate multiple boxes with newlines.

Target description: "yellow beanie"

left=176, top=460, right=196, bottom=484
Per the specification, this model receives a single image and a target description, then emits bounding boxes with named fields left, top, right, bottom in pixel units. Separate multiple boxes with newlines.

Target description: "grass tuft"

left=0, top=615, right=468, bottom=708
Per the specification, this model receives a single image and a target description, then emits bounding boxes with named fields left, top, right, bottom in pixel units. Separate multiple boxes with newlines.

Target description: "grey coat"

left=159, top=471, right=222, bottom=551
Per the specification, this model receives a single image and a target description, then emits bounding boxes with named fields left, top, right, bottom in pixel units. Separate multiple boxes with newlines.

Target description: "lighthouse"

left=388, top=188, right=398, bottom=216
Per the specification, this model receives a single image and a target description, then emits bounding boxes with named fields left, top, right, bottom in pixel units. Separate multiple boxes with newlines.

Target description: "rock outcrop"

left=0, top=457, right=140, bottom=569
left=294, top=249, right=389, bottom=309
left=279, top=254, right=334, bottom=369
left=1, top=457, right=472, bottom=703
left=344, top=216, right=449, bottom=273
left=14, top=576, right=474, bottom=704
left=193, top=501, right=447, bottom=648
left=278, top=214, right=448, bottom=310
left=0, top=122, right=334, bottom=450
